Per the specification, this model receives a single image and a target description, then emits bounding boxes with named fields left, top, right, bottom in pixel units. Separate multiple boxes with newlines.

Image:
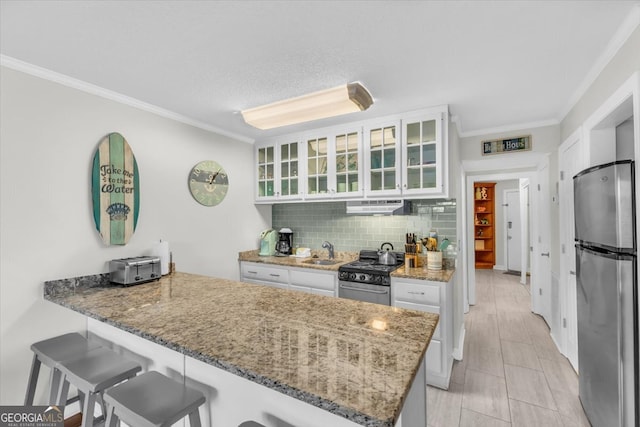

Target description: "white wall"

left=0, top=67, right=271, bottom=403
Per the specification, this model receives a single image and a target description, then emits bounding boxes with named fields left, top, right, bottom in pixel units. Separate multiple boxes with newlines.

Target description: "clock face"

left=188, top=160, right=229, bottom=206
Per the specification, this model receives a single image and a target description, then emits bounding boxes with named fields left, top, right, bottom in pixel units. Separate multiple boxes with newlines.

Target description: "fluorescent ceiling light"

left=241, top=82, right=373, bottom=130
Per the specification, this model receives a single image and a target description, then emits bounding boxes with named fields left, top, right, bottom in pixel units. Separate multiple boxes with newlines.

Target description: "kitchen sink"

left=303, top=259, right=339, bottom=266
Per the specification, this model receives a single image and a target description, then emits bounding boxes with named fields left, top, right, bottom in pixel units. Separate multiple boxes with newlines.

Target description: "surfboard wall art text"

left=91, top=132, right=140, bottom=245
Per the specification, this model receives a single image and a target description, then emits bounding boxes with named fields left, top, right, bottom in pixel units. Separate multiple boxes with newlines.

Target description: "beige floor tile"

left=500, top=340, right=542, bottom=371
left=549, top=387, right=591, bottom=426
left=504, top=364, right=557, bottom=410
left=497, top=312, right=532, bottom=344
left=509, top=399, right=563, bottom=427
left=539, top=357, right=579, bottom=395
left=462, top=369, right=511, bottom=422
left=466, top=338, right=505, bottom=378
left=459, top=408, right=511, bottom=427
left=451, top=358, right=467, bottom=385
left=427, top=381, right=463, bottom=427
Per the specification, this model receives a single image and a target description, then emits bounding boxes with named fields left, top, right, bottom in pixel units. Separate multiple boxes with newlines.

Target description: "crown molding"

left=558, top=4, right=640, bottom=122
left=454, top=116, right=559, bottom=139
left=0, top=55, right=255, bottom=144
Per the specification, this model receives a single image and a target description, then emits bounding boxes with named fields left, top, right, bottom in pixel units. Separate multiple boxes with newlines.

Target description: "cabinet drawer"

left=394, top=281, right=440, bottom=305
left=290, top=269, right=336, bottom=291
left=241, top=263, right=289, bottom=284
left=426, top=339, right=442, bottom=374
left=393, top=300, right=440, bottom=341
left=243, top=278, right=288, bottom=290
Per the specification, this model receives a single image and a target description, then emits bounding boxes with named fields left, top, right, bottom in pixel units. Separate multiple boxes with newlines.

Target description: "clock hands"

left=209, top=169, right=222, bottom=184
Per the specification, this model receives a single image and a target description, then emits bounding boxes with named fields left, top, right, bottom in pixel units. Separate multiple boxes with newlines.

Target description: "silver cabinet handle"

left=408, top=291, right=425, bottom=295
left=569, top=270, right=576, bottom=275
left=541, top=252, right=550, bottom=257
left=269, top=273, right=280, bottom=277
left=247, top=271, right=258, bottom=274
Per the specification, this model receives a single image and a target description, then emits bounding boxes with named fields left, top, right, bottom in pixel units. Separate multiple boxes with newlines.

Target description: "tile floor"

left=427, top=269, right=591, bottom=427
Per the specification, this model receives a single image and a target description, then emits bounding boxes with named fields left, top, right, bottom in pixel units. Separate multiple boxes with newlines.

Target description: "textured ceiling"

left=1, top=1, right=639, bottom=142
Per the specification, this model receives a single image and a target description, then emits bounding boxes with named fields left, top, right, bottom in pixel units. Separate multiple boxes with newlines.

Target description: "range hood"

left=346, top=200, right=411, bottom=215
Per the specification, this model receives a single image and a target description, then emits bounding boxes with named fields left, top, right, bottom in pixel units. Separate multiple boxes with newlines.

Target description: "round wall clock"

left=188, top=160, right=229, bottom=206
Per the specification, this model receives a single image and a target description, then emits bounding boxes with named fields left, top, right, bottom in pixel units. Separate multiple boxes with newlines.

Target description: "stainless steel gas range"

left=338, top=250, right=405, bottom=306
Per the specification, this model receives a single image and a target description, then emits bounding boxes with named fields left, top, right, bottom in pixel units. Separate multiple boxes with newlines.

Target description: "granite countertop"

left=238, top=249, right=358, bottom=271
left=44, top=272, right=438, bottom=427
left=390, top=266, right=455, bottom=283
left=240, top=249, right=455, bottom=282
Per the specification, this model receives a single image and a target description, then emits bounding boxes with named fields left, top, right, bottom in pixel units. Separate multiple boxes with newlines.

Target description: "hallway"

left=427, top=269, right=591, bottom=426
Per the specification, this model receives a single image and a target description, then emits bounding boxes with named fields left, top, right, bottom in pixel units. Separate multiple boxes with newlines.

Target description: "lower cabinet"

left=391, top=275, right=453, bottom=390
left=240, top=262, right=289, bottom=289
left=240, top=261, right=337, bottom=297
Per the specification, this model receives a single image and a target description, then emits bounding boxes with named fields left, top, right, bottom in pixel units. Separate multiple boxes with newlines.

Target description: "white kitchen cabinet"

left=303, top=126, right=363, bottom=200
left=255, top=139, right=302, bottom=203
left=253, top=105, right=450, bottom=203
left=239, top=262, right=338, bottom=296
left=363, top=118, right=403, bottom=197
left=289, top=268, right=337, bottom=297
left=401, top=111, right=446, bottom=197
left=240, top=262, right=289, bottom=289
left=391, top=275, right=453, bottom=389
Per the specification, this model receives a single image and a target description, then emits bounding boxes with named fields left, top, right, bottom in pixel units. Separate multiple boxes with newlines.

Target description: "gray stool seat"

left=25, top=332, right=101, bottom=405
left=239, top=422, right=266, bottom=427
left=57, top=346, right=141, bottom=427
left=104, top=371, right=205, bottom=427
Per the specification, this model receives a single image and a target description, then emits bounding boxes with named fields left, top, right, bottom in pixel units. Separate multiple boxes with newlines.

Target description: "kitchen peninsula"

left=44, top=271, right=439, bottom=427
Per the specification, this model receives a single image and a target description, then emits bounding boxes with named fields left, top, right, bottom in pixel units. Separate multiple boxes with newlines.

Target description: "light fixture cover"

left=241, top=82, right=373, bottom=130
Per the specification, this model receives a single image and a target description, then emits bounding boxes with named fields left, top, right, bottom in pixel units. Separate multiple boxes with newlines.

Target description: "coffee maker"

left=275, top=228, right=293, bottom=256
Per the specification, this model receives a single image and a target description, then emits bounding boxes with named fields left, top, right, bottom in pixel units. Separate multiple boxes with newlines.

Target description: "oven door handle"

left=339, top=284, right=389, bottom=294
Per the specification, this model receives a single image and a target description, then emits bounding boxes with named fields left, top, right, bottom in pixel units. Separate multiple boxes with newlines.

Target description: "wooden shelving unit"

left=474, top=182, right=495, bottom=269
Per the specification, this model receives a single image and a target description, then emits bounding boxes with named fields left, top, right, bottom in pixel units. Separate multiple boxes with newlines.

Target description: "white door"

left=559, top=132, right=583, bottom=370
left=534, top=161, right=552, bottom=325
left=505, top=189, right=522, bottom=273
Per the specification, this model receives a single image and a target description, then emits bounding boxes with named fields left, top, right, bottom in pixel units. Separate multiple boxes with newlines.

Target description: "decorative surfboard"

left=91, top=132, right=140, bottom=245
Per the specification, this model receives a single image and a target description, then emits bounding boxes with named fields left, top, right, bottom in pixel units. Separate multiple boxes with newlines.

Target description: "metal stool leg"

left=48, top=368, right=63, bottom=404
left=24, top=354, right=41, bottom=405
left=105, top=405, right=118, bottom=427
left=188, top=409, right=202, bottom=427
left=80, top=393, right=97, bottom=427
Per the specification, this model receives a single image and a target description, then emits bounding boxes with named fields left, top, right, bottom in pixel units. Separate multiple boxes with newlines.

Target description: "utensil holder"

left=427, top=251, right=443, bottom=271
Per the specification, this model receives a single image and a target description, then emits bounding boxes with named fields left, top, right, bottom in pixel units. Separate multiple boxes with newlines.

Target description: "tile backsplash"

left=272, top=199, right=457, bottom=253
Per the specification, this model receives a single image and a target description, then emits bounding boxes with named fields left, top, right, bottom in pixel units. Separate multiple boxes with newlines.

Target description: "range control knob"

left=349, top=273, right=356, bottom=281
left=359, top=274, right=366, bottom=281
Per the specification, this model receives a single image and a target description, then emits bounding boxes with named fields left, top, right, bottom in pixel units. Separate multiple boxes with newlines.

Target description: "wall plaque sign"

left=91, top=132, right=140, bottom=245
left=482, top=135, right=532, bottom=156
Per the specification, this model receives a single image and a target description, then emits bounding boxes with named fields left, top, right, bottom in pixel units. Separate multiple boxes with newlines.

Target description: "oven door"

left=338, top=280, right=390, bottom=306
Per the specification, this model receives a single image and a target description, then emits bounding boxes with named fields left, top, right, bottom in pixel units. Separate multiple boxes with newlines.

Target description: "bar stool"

left=238, top=422, right=266, bottom=427
left=104, top=371, right=205, bottom=427
left=25, top=332, right=101, bottom=405
left=56, top=346, right=141, bottom=427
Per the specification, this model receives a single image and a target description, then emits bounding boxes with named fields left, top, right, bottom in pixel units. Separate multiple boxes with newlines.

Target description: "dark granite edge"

left=44, top=273, right=112, bottom=297
left=43, top=287, right=397, bottom=427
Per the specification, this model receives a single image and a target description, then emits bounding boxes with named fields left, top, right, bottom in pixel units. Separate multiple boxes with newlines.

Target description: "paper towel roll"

left=152, top=240, right=170, bottom=275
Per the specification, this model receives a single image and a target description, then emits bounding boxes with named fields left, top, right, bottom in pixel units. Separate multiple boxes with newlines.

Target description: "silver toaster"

left=109, top=256, right=161, bottom=286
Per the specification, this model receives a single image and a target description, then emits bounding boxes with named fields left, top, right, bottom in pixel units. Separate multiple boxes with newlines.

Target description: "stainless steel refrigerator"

left=574, top=160, right=638, bottom=427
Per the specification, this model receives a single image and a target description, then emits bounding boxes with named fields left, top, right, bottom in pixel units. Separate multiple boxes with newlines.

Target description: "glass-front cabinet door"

left=255, top=140, right=302, bottom=202
left=305, top=136, right=330, bottom=198
left=364, top=120, right=402, bottom=197
left=256, top=144, right=276, bottom=201
left=334, top=129, right=363, bottom=197
left=278, top=140, right=300, bottom=199
left=401, top=112, right=443, bottom=196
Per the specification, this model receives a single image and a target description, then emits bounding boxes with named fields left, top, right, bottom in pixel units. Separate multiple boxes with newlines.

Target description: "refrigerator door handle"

left=576, top=248, right=588, bottom=303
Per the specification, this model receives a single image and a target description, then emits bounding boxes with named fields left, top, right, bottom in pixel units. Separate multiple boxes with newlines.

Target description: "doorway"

left=462, top=153, right=550, bottom=322
left=504, top=188, right=523, bottom=274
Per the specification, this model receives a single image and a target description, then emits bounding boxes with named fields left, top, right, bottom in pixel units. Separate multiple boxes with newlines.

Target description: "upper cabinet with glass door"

left=255, top=139, right=302, bottom=203
left=402, top=111, right=445, bottom=196
left=364, top=120, right=403, bottom=197
left=304, top=127, right=363, bottom=200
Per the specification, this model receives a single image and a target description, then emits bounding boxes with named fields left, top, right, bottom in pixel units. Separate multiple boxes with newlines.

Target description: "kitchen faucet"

left=321, top=241, right=334, bottom=259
